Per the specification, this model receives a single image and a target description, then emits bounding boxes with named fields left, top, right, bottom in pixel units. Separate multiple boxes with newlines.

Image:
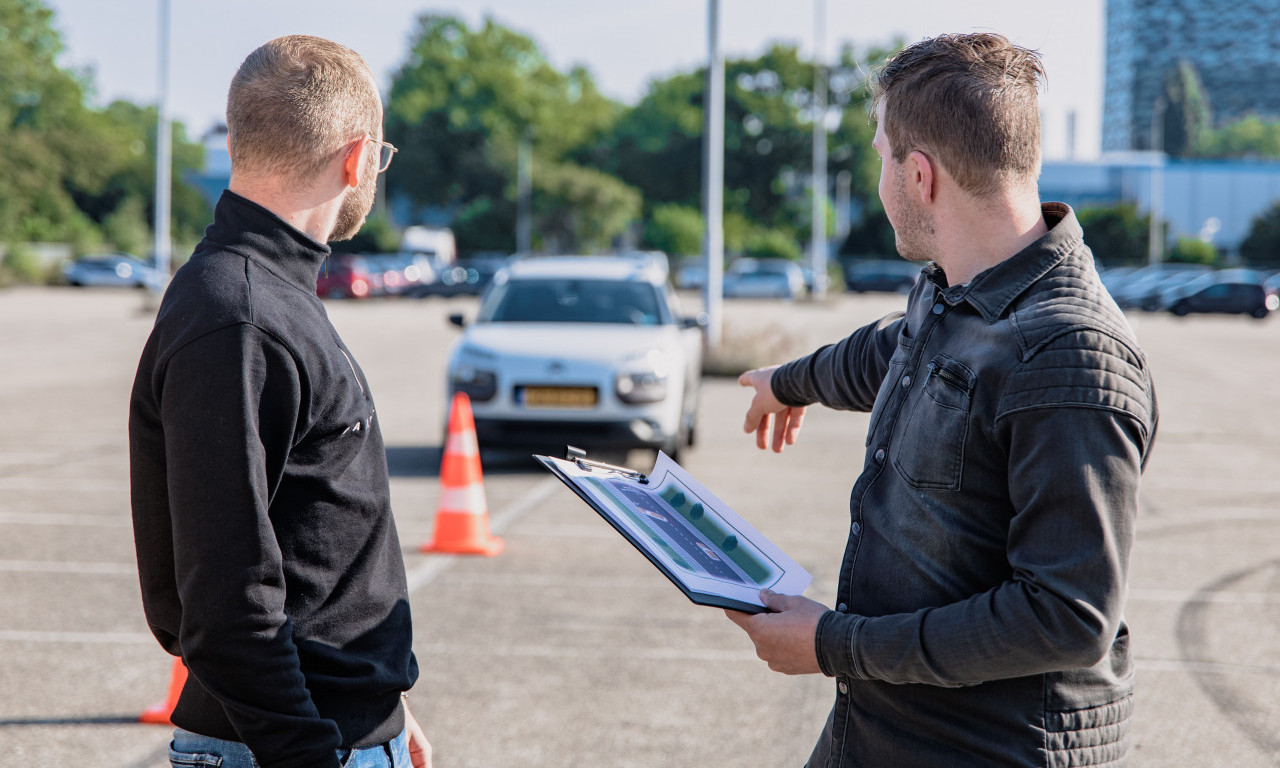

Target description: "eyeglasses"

left=352, top=135, right=397, bottom=173
left=369, top=136, right=398, bottom=173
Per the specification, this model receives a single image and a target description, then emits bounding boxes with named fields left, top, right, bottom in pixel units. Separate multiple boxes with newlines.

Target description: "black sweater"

left=129, top=191, right=418, bottom=768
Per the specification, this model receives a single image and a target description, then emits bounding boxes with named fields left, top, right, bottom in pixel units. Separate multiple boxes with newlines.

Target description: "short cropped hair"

left=226, top=35, right=381, bottom=182
left=870, top=33, right=1045, bottom=197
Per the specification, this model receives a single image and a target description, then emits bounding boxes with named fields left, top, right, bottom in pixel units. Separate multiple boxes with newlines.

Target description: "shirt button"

left=932, top=303, right=944, bottom=315
left=851, top=522, right=862, bottom=537
left=838, top=681, right=849, bottom=695
left=874, top=448, right=885, bottom=463
left=837, top=603, right=848, bottom=612
left=900, top=374, right=912, bottom=389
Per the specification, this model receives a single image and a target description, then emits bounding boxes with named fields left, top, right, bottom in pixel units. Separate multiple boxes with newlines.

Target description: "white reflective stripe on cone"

left=444, top=430, right=479, bottom=457
left=437, top=484, right=488, bottom=514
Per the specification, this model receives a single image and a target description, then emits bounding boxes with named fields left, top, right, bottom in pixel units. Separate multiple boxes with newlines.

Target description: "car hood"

left=458, top=322, right=679, bottom=363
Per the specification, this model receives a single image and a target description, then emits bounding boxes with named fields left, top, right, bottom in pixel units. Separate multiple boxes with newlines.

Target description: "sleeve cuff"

left=816, top=611, right=866, bottom=679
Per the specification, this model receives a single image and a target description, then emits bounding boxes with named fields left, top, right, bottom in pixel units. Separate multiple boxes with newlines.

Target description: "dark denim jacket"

left=772, top=204, right=1157, bottom=768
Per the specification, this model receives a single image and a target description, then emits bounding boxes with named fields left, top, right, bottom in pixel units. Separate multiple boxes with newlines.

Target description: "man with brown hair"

left=729, top=33, right=1157, bottom=766
left=130, top=36, right=429, bottom=768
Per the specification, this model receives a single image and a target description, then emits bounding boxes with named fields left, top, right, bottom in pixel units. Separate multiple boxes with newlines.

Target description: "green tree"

left=1197, top=116, right=1280, bottom=159
left=580, top=41, right=894, bottom=248
left=1168, top=236, right=1217, bottom=265
left=1160, top=61, right=1211, bottom=158
left=385, top=14, right=634, bottom=253
left=644, top=204, right=704, bottom=256
left=1239, top=201, right=1280, bottom=266
left=1077, top=204, right=1151, bottom=266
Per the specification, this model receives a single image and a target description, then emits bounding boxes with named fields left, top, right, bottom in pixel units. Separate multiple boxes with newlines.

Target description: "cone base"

left=420, top=511, right=504, bottom=557
left=420, top=537, right=505, bottom=557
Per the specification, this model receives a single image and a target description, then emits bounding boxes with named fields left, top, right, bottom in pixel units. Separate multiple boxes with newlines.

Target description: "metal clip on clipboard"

left=565, top=445, right=649, bottom=484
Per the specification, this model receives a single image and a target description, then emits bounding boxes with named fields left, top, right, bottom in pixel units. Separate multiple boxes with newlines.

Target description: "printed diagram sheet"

left=538, top=451, right=811, bottom=613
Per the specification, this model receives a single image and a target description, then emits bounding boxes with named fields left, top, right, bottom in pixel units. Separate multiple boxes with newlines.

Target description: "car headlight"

left=616, top=349, right=671, bottom=404
left=450, top=365, right=498, bottom=402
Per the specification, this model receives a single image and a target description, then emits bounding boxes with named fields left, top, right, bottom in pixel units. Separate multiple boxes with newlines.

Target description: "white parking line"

left=0, top=560, right=135, bottom=575
left=0, top=512, right=130, bottom=527
left=405, top=477, right=559, bottom=595
left=0, top=629, right=154, bottom=644
left=0, top=478, right=129, bottom=492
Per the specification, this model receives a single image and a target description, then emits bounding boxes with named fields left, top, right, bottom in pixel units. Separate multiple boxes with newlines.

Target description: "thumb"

left=738, top=369, right=756, bottom=388
left=760, top=588, right=790, bottom=612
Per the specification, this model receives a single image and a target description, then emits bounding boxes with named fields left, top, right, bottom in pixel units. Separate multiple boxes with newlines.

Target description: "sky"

left=42, top=0, right=1106, bottom=160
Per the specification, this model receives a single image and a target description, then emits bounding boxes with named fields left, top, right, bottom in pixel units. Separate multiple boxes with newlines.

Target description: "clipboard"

left=536, top=447, right=812, bottom=614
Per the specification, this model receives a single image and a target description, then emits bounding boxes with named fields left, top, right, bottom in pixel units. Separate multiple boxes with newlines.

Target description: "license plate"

left=520, top=386, right=598, bottom=409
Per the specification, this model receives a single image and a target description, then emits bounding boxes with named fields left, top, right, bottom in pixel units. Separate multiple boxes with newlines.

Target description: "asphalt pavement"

left=0, top=286, right=1276, bottom=766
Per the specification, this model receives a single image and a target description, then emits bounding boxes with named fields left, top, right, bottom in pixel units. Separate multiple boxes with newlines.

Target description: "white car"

left=446, top=256, right=705, bottom=458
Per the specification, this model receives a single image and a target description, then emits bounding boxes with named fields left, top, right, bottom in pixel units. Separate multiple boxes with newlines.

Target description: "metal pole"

left=517, top=128, right=533, bottom=255
left=1148, top=97, right=1166, bottom=266
left=702, top=0, right=724, bottom=348
left=810, top=0, right=828, bottom=299
left=153, top=0, right=172, bottom=294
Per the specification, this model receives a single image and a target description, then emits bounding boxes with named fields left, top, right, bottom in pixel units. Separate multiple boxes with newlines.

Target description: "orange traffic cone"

left=140, top=657, right=187, bottom=725
left=420, top=392, right=504, bottom=556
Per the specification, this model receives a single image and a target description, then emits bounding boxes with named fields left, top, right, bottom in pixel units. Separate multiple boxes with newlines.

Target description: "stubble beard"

left=329, top=155, right=378, bottom=242
left=891, top=167, right=936, bottom=264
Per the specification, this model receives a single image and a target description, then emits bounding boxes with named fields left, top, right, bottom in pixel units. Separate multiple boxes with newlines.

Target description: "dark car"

left=1169, top=279, right=1279, bottom=319
left=843, top=259, right=922, bottom=293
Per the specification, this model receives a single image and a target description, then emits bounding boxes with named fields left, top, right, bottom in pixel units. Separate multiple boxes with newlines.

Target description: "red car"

left=316, top=255, right=375, bottom=299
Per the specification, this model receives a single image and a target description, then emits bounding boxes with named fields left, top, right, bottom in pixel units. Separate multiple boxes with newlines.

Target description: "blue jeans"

left=169, top=727, right=410, bottom=768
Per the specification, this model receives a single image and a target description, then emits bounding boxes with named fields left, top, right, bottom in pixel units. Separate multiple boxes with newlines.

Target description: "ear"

left=342, top=137, right=367, bottom=188
left=906, top=150, right=935, bottom=205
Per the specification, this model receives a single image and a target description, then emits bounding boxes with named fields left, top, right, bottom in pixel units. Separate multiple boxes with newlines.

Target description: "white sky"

left=42, top=0, right=1105, bottom=160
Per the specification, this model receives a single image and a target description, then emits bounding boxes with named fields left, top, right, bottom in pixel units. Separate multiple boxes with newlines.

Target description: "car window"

left=481, top=278, right=670, bottom=325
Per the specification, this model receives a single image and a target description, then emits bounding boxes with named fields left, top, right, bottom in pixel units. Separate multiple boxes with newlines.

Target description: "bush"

left=1168, top=237, right=1217, bottom=265
left=1077, top=204, right=1150, bottom=266
left=644, top=204, right=703, bottom=256
left=0, top=243, right=44, bottom=287
left=744, top=228, right=801, bottom=261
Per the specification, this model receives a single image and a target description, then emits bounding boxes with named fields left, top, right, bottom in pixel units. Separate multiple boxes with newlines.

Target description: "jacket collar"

left=929, top=202, right=1083, bottom=323
left=203, top=190, right=332, bottom=291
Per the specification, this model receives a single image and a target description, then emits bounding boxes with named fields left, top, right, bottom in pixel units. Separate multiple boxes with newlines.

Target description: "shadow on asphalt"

left=384, top=445, right=563, bottom=477
left=0, top=715, right=140, bottom=726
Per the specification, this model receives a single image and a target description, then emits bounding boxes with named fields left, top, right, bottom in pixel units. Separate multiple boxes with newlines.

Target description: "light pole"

left=152, top=0, right=172, bottom=295
left=517, top=128, right=533, bottom=255
left=1148, top=96, right=1166, bottom=266
left=702, top=0, right=725, bottom=348
left=809, top=0, right=829, bottom=299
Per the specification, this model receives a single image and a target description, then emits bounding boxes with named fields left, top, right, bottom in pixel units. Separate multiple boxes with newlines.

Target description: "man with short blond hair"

left=130, top=35, right=427, bottom=768
left=730, top=33, right=1156, bottom=766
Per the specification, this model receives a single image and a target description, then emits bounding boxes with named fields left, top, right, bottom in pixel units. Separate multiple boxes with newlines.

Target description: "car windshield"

left=480, top=278, right=669, bottom=325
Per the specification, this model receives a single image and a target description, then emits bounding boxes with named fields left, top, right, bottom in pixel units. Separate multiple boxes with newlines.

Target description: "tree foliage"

left=1077, top=203, right=1151, bottom=266
left=0, top=0, right=210, bottom=261
left=1196, top=116, right=1280, bottom=159
left=578, top=42, right=893, bottom=253
left=1168, top=236, right=1217, bottom=265
left=385, top=14, right=636, bottom=253
left=1240, top=201, right=1280, bottom=265
left=1160, top=61, right=1211, bottom=158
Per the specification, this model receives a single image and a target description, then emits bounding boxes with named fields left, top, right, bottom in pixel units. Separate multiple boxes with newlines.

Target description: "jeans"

left=169, top=727, right=410, bottom=768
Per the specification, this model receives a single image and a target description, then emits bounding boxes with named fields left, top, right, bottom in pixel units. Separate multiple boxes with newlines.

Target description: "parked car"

left=415, top=257, right=505, bottom=298
left=445, top=256, right=704, bottom=458
left=316, top=254, right=376, bottom=299
left=62, top=253, right=163, bottom=289
left=674, top=260, right=708, bottom=291
left=1110, top=263, right=1211, bottom=310
left=1168, top=275, right=1278, bottom=319
left=843, top=259, right=922, bottom=293
left=723, top=258, right=805, bottom=300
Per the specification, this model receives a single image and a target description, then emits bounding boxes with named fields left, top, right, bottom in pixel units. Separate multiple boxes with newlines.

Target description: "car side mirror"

left=448, top=313, right=467, bottom=328
left=681, top=313, right=710, bottom=330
